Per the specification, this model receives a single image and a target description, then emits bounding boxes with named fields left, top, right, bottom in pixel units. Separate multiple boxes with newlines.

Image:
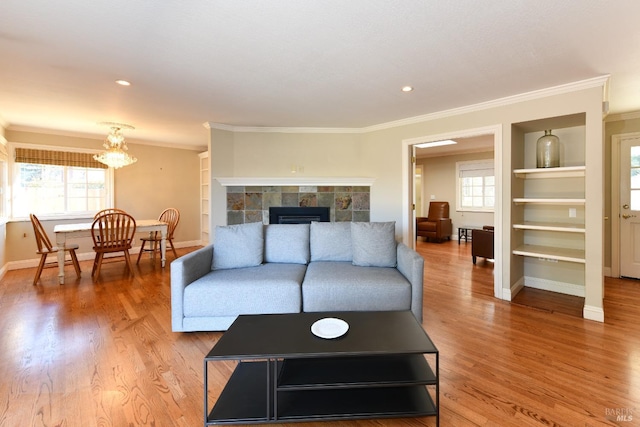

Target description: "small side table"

left=457, top=226, right=481, bottom=245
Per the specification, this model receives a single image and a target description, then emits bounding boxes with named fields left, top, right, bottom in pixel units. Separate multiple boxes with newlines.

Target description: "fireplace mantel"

left=215, top=177, right=375, bottom=187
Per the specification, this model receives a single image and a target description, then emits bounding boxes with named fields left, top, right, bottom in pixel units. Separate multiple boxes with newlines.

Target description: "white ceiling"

left=2, top=1, right=640, bottom=149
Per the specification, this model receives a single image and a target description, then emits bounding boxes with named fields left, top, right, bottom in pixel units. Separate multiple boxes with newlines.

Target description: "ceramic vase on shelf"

left=536, top=129, right=560, bottom=168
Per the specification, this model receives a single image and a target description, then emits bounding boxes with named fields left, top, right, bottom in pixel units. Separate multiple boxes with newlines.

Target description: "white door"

left=415, top=165, right=423, bottom=218
left=410, top=148, right=418, bottom=243
left=620, top=136, right=640, bottom=278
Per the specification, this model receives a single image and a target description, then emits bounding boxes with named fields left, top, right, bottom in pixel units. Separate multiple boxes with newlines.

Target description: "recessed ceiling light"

left=402, top=86, right=413, bottom=92
left=415, top=140, right=457, bottom=149
left=115, top=80, right=131, bottom=86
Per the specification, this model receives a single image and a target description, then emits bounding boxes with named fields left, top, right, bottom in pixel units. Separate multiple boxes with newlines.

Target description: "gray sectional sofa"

left=171, top=221, right=424, bottom=332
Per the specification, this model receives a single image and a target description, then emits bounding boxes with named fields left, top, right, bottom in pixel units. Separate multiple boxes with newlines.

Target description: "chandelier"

left=94, top=122, right=137, bottom=169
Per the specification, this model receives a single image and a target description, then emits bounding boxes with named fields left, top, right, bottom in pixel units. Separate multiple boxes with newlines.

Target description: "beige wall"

left=4, top=130, right=202, bottom=266
left=418, top=151, right=495, bottom=232
left=209, top=88, right=604, bottom=242
left=207, top=83, right=605, bottom=316
left=231, top=132, right=365, bottom=177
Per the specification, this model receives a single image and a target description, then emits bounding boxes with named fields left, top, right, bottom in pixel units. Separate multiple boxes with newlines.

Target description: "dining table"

left=53, top=219, right=168, bottom=284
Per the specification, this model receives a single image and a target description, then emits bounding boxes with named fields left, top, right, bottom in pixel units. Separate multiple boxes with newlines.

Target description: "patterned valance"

left=14, top=148, right=107, bottom=169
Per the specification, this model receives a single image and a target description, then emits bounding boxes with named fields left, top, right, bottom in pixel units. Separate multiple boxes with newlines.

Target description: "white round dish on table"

left=311, top=317, right=349, bottom=339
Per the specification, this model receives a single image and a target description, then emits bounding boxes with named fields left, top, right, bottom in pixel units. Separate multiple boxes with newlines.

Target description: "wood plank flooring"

left=0, top=242, right=638, bottom=426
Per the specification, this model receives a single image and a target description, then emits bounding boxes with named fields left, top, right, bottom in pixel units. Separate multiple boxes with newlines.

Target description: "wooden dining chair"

left=136, top=208, right=180, bottom=264
left=93, top=209, right=127, bottom=244
left=91, top=211, right=137, bottom=279
left=30, top=213, right=81, bottom=285
left=94, top=208, right=126, bottom=218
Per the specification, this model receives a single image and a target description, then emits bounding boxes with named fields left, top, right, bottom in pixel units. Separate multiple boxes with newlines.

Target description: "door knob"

left=622, top=214, right=637, bottom=219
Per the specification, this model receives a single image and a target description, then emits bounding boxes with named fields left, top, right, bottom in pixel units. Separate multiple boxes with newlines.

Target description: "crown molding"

left=206, top=76, right=611, bottom=134
left=215, top=177, right=375, bottom=187
left=204, top=122, right=360, bottom=134
left=605, top=110, right=640, bottom=122
left=5, top=124, right=206, bottom=151
left=364, top=75, right=610, bottom=133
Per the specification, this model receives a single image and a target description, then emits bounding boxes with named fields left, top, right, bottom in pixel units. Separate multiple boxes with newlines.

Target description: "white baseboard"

left=523, top=276, right=585, bottom=297
left=583, top=305, right=605, bottom=322
left=503, top=277, right=524, bottom=301
left=5, top=240, right=203, bottom=271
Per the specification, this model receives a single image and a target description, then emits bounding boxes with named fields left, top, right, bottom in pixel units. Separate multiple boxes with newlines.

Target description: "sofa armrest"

left=416, top=217, right=429, bottom=224
left=436, top=218, right=452, bottom=235
left=171, top=244, right=214, bottom=332
left=396, top=243, right=424, bottom=323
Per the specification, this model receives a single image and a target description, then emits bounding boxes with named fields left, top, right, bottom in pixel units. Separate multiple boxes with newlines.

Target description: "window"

left=456, top=159, right=494, bottom=212
left=631, top=146, right=640, bottom=210
left=10, top=145, right=113, bottom=219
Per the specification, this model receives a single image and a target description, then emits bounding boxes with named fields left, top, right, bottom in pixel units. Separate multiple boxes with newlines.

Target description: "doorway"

left=401, top=125, right=503, bottom=299
left=612, top=132, right=640, bottom=278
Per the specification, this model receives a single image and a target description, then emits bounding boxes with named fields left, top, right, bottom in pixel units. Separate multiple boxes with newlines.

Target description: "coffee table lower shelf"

left=207, top=358, right=437, bottom=424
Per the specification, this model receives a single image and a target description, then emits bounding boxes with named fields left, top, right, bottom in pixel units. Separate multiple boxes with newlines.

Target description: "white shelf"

left=512, top=222, right=585, bottom=233
left=513, top=198, right=585, bottom=205
left=514, top=166, right=585, bottom=179
left=512, top=244, right=585, bottom=264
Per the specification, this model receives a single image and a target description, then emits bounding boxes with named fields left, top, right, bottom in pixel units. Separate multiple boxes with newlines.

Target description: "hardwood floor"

left=0, top=242, right=638, bottom=426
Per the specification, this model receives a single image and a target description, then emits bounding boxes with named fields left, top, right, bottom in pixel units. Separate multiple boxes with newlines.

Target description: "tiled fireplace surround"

left=226, top=185, right=371, bottom=225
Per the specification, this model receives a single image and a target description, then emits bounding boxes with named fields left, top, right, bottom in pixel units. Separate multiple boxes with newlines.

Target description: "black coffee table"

left=204, top=311, right=439, bottom=425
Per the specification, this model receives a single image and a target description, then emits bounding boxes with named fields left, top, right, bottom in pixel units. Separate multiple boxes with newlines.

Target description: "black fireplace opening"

left=269, top=207, right=330, bottom=224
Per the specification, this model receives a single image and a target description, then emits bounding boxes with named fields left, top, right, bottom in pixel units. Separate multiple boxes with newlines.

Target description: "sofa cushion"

left=184, top=263, right=306, bottom=317
left=310, top=221, right=352, bottom=262
left=302, top=261, right=411, bottom=313
left=264, top=224, right=310, bottom=264
left=212, top=222, right=264, bottom=270
left=351, top=221, right=397, bottom=267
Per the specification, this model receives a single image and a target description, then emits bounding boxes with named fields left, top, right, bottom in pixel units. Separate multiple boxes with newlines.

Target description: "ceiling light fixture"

left=94, top=122, right=137, bottom=169
left=402, top=86, right=414, bottom=92
left=415, top=139, right=457, bottom=149
left=115, top=80, right=131, bottom=86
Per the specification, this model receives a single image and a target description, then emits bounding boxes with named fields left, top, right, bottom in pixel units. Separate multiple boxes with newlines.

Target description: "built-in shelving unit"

left=199, top=152, right=210, bottom=245
left=510, top=114, right=587, bottom=301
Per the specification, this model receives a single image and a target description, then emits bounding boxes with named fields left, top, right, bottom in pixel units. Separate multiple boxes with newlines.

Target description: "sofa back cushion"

left=212, top=222, right=264, bottom=270
left=310, top=221, right=352, bottom=262
left=264, top=224, right=310, bottom=264
left=351, top=221, right=397, bottom=267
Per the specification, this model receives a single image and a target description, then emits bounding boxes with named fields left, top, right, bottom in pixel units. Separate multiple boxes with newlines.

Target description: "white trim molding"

left=583, top=305, right=605, bottom=322
left=215, top=177, right=375, bottom=187
left=523, top=276, right=585, bottom=298
left=207, top=76, right=610, bottom=134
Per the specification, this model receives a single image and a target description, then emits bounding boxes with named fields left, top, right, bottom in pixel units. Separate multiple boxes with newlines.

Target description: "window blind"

left=14, top=147, right=107, bottom=169
left=458, top=160, right=493, bottom=178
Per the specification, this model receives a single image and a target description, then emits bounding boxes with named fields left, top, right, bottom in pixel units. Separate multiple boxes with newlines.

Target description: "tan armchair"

left=416, top=201, right=453, bottom=242
left=472, top=226, right=494, bottom=264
